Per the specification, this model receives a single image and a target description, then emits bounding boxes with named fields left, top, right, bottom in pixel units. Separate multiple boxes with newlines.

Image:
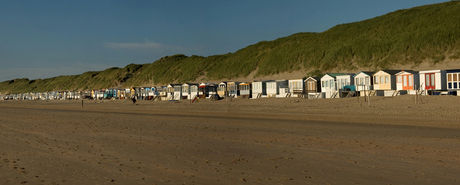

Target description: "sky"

left=0, top=0, right=448, bottom=82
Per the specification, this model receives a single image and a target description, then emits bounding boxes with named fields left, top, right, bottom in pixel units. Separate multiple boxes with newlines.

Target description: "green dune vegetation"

left=2, top=1, right=460, bottom=94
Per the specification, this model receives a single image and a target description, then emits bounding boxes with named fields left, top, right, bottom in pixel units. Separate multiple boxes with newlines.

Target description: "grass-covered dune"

left=2, top=1, right=460, bottom=94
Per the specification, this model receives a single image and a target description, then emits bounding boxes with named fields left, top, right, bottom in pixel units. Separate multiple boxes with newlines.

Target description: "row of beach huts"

left=2, top=69, right=460, bottom=101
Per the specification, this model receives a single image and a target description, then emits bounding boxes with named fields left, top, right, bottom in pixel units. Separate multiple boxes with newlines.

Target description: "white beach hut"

left=181, top=83, right=190, bottom=99
left=336, top=73, right=355, bottom=91
left=266, top=80, right=288, bottom=98
left=353, top=71, right=374, bottom=91
left=252, top=81, right=268, bottom=98
left=288, top=79, right=305, bottom=97
left=172, top=84, right=182, bottom=100
left=166, top=84, right=174, bottom=100
left=189, top=84, right=199, bottom=100
left=239, top=82, right=251, bottom=99
left=419, top=70, right=447, bottom=92
left=321, top=73, right=343, bottom=98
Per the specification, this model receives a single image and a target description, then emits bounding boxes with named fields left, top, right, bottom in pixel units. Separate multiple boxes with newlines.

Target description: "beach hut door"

left=425, top=73, right=435, bottom=90
left=307, top=81, right=315, bottom=92
left=402, top=74, right=413, bottom=90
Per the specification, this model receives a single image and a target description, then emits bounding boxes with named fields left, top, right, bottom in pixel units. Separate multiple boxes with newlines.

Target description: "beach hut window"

left=409, top=75, right=413, bottom=86
left=448, top=74, right=452, bottom=81
left=454, top=74, right=458, bottom=81
left=365, top=77, right=369, bottom=85
left=397, top=76, right=402, bottom=83
left=425, top=74, right=430, bottom=87
left=375, top=76, right=379, bottom=84
left=403, top=76, right=407, bottom=86
left=330, top=80, right=334, bottom=88
left=431, top=74, right=435, bottom=87
left=322, top=81, right=325, bottom=88
left=385, top=76, right=389, bottom=84
left=191, top=86, right=198, bottom=92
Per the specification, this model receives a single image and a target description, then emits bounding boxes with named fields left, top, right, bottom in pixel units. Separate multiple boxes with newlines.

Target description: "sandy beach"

left=1, top=95, right=460, bottom=184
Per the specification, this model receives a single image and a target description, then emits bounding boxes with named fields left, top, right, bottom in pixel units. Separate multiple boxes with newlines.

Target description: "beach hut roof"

left=305, top=76, right=320, bottom=82
left=395, top=70, right=418, bottom=75
left=353, top=71, right=376, bottom=77
left=445, top=69, right=460, bottom=73
left=378, top=70, right=403, bottom=75
left=322, top=73, right=349, bottom=78
left=419, top=69, right=444, bottom=74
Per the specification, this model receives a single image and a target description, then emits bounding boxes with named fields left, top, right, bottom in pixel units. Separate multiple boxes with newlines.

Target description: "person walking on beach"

left=132, top=96, right=137, bottom=105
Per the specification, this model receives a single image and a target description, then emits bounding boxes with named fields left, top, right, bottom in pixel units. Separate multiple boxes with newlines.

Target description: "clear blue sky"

left=0, top=0, right=448, bottom=82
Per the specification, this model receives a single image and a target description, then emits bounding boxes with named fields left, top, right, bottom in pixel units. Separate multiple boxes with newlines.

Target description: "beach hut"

left=353, top=71, right=374, bottom=91
left=304, top=77, right=321, bottom=93
left=239, top=82, right=252, bottom=99
left=446, top=69, right=460, bottom=93
left=207, top=83, right=218, bottom=98
left=217, top=82, right=227, bottom=98
left=252, top=81, right=268, bottom=98
left=395, top=70, right=419, bottom=94
left=199, top=83, right=217, bottom=98
left=227, top=82, right=240, bottom=98
left=104, top=89, right=114, bottom=99
left=419, top=70, right=447, bottom=92
left=172, top=84, right=182, bottom=100
left=372, top=70, right=400, bottom=96
left=266, top=80, right=288, bottom=98
left=166, top=84, right=174, bottom=100
left=189, top=84, right=199, bottom=100
left=288, top=79, right=305, bottom=97
left=266, top=81, right=277, bottom=97
left=336, top=73, right=355, bottom=91
left=321, top=73, right=344, bottom=98
left=181, top=83, right=190, bottom=99
left=304, top=77, right=323, bottom=99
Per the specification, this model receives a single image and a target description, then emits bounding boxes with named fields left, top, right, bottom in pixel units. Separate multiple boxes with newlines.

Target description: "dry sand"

left=1, top=95, right=460, bottom=184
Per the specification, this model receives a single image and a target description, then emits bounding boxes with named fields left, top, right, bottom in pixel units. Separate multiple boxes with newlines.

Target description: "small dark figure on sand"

left=132, top=97, right=137, bottom=105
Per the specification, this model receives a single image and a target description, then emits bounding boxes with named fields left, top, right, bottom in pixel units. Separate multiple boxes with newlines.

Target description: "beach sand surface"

left=1, top=95, right=460, bottom=184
